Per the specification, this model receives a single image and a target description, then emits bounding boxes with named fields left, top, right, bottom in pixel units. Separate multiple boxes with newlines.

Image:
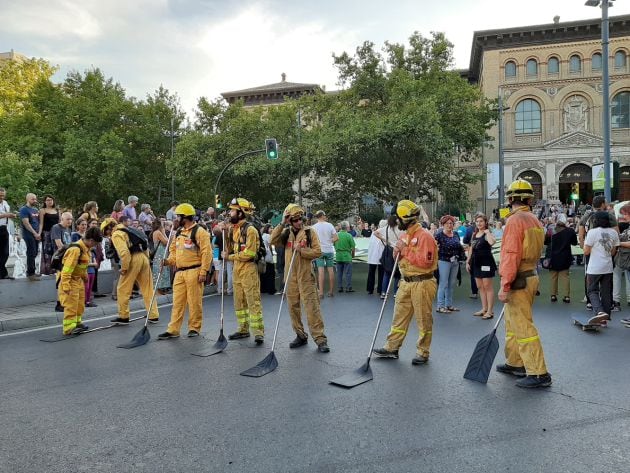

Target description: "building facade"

left=469, top=15, right=630, bottom=209
left=221, top=73, right=323, bottom=107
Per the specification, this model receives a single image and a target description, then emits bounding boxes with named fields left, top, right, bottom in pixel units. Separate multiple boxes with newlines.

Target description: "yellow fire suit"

left=164, top=224, right=212, bottom=335
left=228, top=221, right=264, bottom=336
left=58, top=240, right=89, bottom=335
left=111, top=225, right=158, bottom=321
left=271, top=224, right=327, bottom=344
left=499, top=206, right=548, bottom=375
left=383, top=223, right=438, bottom=358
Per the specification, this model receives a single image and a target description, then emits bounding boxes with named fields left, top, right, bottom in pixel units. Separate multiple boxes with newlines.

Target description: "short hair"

left=75, top=218, right=87, bottom=226
left=620, top=204, right=630, bottom=216
left=440, top=215, right=456, bottom=225
left=340, top=221, right=349, bottom=230
left=170, top=201, right=179, bottom=207
left=128, top=195, right=139, bottom=204
left=315, top=210, right=326, bottom=218
left=592, top=195, right=606, bottom=210
left=141, top=203, right=151, bottom=211
left=84, top=227, right=103, bottom=243
left=592, top=211, right=610, bottom=229
left=0, top=187, right=5, bottom=192
left=118, top=215, right=130, bottom=224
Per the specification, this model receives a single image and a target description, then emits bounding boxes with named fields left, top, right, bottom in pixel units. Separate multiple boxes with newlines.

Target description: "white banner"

left=486, top=163, right=500, bottom=199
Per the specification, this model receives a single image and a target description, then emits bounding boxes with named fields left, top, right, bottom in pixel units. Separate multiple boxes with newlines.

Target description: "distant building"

left=467, top=14, right=630, bottom=209
left=0, top=50, right=27, bottom=65
left=221, top=73, right=324, bottom=107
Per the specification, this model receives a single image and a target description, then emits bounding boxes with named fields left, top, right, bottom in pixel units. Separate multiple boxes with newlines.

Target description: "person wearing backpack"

left=158, top=203, right=212, bottom=339
left=110, top=215, right=159, bottom=325
left=271, top=204, right=330, bottom=353
left=223, top=197, right=265, bottom=344
left=373, top=200, right=438, bottom=365
left=57, top=226, right=103, bottom=335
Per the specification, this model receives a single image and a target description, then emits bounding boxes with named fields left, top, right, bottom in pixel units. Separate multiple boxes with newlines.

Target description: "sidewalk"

left=0, top=287, right=217, bottom=333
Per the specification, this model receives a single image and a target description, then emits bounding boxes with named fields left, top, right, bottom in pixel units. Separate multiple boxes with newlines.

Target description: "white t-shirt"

left=585, top=227, right=620, bottom=275
left=312, top=221, right=337, bottom=253
left=376, top=225, right=399, bottom=247
left=0, top=200, right=10, bottom=227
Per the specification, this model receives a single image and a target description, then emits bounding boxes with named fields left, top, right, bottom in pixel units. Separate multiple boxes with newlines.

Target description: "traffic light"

left=215, top=194, right=222, bottom=209
left=265, top=139, right=278, bottom=160
left=570, top=183, right=579, bottom=201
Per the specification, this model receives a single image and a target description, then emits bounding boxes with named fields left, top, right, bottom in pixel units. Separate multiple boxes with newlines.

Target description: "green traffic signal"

left=265, top=138, right=278, bottom=160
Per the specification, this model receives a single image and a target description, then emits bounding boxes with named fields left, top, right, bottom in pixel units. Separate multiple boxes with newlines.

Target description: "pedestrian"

left=158, top=203, right=212, bottom=339
left=496, top=179, right=552, bottom=388
left=19, top=193, right=41, bottom=281
left=615, top=204, right=630, bottom=314
left=373, top=200, right=438, bottom=365
left=0, top=187, right=16, bottom=280
left=462, top=220, right=479, bottom=300
left=79, top=201, right=99, bottom=222
left=110, top=200, right=125, bottom=222
left=466, top=213, right=497, bottom=319
left=58, top=226, right=103, bottom=335
left=334, top=221, right=355, bottom=292
left=100, top=218, right=119, bottom=301
left=545, top=214, right=577, bottom=304
left=584, top=211, right=619, bottom=325
left=84, top=238, right=98, bottom=308
left=71, top=218, right=87, bottom=242
left=165, top=201, right=179, bottom=222
left=366, top=220, right=385, bottom=295
left=361, top=222, right=372, bottom=238
left=312, top=210, right=338, bottom=298
left=51, top=212, right=74, bottom=312
left=271, top=204, right=329, bottom=352
left=109, top=214, right=159, bottom=325
left=151, top=220, right=171, bottom=295
left=224, top=197, right=265, bottom=344
left=139, top=204, right=155, bottom=241
left=435, top=215, right=463, bottom=313
left=122, top=195, right=139, bottom=221
left=376, top=215, right=400, bottom=299
left=260, top=224, right=276, bottom=295
left=38, top=195, right=60, bottom=275
left=212, top=221, right=227, bottom=294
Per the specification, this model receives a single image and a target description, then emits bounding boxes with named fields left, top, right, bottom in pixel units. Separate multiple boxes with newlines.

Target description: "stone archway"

left=559, top=163, right=592, bottom=204
left=516, top=169, right=543, bottom=201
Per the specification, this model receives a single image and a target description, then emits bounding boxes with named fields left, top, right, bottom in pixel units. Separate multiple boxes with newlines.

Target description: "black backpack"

left=122, top=227, right=148, bottom=253
left=175, top=224, right=213, bottom=272
left=239, top=222, right=267, bottom=273
left=51, top=243, right=81, bottom=273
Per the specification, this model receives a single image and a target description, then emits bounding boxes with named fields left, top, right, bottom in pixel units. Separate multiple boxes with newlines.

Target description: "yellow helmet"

left=175, top=203, right=196, bottom=216
left=229, top=197, right=255, bottom=215
left=506, top=179, right=535, bottom=201
left=100, top=217, right=117, bottom=232
left=284, top=204, right=305, bottom=219
left=396, top=199, right=421, bottom=223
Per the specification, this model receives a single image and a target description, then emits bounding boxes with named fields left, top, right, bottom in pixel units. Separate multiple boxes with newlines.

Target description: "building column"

left=546, top=162, right=557, bottom=200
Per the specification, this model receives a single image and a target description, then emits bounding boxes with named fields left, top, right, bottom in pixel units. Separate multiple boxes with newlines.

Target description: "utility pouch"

left=511, top=276, right=527, bottom=290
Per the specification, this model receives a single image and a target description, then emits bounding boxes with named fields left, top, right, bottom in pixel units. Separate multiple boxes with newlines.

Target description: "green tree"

left=0, top=150, right=42, bottom=202
left=0, top=57, right=57, bottom=117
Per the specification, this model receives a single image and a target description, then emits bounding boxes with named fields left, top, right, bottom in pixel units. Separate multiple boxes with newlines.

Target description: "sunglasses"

left=290, top=218, right=301, bottom=223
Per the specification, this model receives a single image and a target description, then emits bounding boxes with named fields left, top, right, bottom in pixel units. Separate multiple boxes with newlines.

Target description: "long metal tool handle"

left=270, top=244, right=299, bottom=352
left=143, top=229, right=175, bottom=328
left=366, top=253, right=401, bottom=359
left=220, top=229, right=226, bottom=330
left=492, top=306, right=506, bottom=332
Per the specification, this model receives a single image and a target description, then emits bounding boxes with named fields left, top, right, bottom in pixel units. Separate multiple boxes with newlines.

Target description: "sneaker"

left=85, top=302, right=97, bottom=308
left=620, top=317, right=630, bottom=325
left=496, top=363, right=526, bottom=377
left=227, top=331, right=250, bottom=340
left=289, top=335, right=308, bottom=348
left=586, top=303, right=592, bottom=311
left=550, top=295, right=557, bottom=302
left=317, top=342, right=330, bottom=353
left=255, top=335, right=264, bottom=345
left=581, top=296, right=588, bottom=303
left=187, top=330, right=200, bottom=338
left=28, top=274, right=41, bottom=282
left=338, top=288, right=344, bottom=293
left=411, top=355, right=429, bottom=365
left=346, top=288, right=355, bottom=293
left=157, top=331, right=179, bottom=340
left=110, top=317, right=129, bottom=325
left=469, top=293, right=478, bottom=299
left=588, top=312, right=609, bottom=325
left=372, top=347, right=399, bottom=359
left=148, top=318, right=159, bottom=324
left=380, top=293, right=386, bottom=299
left=515, top=373, right=552, bottom=388
left=612, top=301, right=621, bottom=312
left=563, top=297, right=571, bottom=304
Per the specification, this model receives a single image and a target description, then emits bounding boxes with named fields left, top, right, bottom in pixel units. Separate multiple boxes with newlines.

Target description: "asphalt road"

left=1, top=269, right=630, bottom=473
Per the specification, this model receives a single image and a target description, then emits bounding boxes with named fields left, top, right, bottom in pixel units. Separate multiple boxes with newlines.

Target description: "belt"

left=177, top=264, right=201, bottom=271
left=516, top=270, right=537, bottom=278
left=403, top=274, right=435, bottom=283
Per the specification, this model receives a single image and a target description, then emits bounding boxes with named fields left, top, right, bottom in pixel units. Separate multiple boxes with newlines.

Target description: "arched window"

left=526, top=59, right=538, bottom=76
left=548, top=57, right=559, bottom=74
left=505, top=61, right=517, bottom=78
left=515, top=99, right=542, bottom=134
left=570, top=55, right=582, bottom=73
left=517, top=170, right=543, bottom=201
left=612, top=91, right=630, bottom=129
left=615, top=51, right=627, bottom=69
left=592, top=53, right=602, bottom=71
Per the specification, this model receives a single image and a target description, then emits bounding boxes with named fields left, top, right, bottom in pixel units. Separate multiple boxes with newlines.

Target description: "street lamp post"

left=297, top=109, right=303, bottom=207
left=586, top=0, right=614, bottom=202
left=498, top=94, right=510, bottom=209
left=170, top=117, right=176, bottom=202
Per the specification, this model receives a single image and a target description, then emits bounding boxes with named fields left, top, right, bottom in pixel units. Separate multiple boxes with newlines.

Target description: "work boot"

left=255, top=335, right=264, bottom=345
left=516, top=373, right=552, bottom=388
left=496, top=363, right=526, bottom=377
left=187, top=330, right=199, bottom=338
left=228, top=331, right=250, bottom=340
left=317, top=342, right=330, bottom=353
left=148, top=318, right=159, bottom=324
left=28, top=274, right=41, bottom=282
left=111, top=317, right=129, bottom=325
left=289, top=335, right=308, bottom=348
left=70, top=327, right=86, bottom=335
left=76, top=323, right=89, bottom=331
left=55, top=302, right=64, bottom=313
left=372, top=348, right=399, bottom=359
left=411, top=354, right=429, bottom=365
left=157, top=331, right=179, bottom=340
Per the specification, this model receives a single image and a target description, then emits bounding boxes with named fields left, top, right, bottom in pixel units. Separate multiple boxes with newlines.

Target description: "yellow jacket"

left=398, top=223, right=438, bottom=277
left=165, top=224, right=212, bottom=277
left=228, top=221, right=259, bottom=263
left=270, top=225, right=322, bottom=279
left=60, top=240, right=89, bottom=291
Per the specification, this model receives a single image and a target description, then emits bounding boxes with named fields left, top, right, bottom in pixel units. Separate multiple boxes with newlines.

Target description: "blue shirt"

left=456, top=225, right=467, bottom=239
left=19, top=205, right=39, bottom=236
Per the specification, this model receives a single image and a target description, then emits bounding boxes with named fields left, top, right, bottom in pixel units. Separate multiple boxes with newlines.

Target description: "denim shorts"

left=316, top=252, right=335, bottom=268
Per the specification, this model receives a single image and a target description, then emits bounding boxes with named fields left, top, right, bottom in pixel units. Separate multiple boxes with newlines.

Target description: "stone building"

left=221, top=73, right=323, bottom=107
left=468, top=14, right=630, bottom=209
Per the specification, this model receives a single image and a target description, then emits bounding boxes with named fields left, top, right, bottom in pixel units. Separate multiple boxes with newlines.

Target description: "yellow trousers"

left=233, top=262, right=264, bottom=336
left=550, top=270, right=570, bottom=298
left=384, top=278, right=437, bottom=357
left=166, top=269, right=204, bottom=335
left=504, top=275, right=548, bottom=375
left=117, top=252, right=159, bottom=320
left=59, top=278, right=85, bottom=335
left=286, top=272, right=326, bottom=344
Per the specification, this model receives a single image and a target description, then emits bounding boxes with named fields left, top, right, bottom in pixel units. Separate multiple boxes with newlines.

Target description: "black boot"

left=411, top=355, right=429, bottom=365
left=255, top=335, right=264, bottom=345
left=289, top=335, right=308, bottom=348
left=372, top=348, right=399, bottom=359
left=496, top=363, right=526, bottom=377
left=516, top=373, right=552, bottom=388
left=228, top=331, right=250, bottom=340
left=157, top=331, right=179, bottom=340
left=110, top=317, right=129, bottom=325
left=316, top=342, right=330, bottom=353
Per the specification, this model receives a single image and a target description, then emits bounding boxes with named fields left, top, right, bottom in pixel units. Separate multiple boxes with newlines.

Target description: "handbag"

left=542, top=228, right=552, bottom=269
left=379, top=227, right=396, bottom=273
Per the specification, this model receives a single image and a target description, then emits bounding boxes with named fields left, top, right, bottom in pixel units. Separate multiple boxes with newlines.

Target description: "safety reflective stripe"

left=517, top=335, right=539, bottom=344
left=77, top=264, right=88, bottom=269
left=244, top=250, right=256, bottom=258
left=249, top=314, right=264, bottom=329
left=419, top=330, right=432, bottom=337
left=62, top=266, right=75, bottom=273
left=390, top=328, right=406, bottom=335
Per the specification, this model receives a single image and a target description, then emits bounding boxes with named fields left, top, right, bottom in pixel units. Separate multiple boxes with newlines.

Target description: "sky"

left=2, top=0, right=630, bottom=116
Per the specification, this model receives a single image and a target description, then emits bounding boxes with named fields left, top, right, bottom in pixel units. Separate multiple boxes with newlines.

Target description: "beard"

left=229, top=215, right=240, bottom=224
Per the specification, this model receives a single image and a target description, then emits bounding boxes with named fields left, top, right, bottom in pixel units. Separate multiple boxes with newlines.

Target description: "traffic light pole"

left=213, top=148, right=265, bottom=209
left=601, top=0, right=612, bottom=202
